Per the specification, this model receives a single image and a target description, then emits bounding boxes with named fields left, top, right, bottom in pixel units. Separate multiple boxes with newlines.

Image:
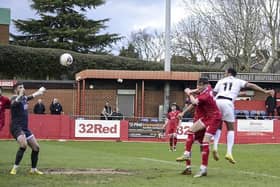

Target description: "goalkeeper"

left=9, top=82, right=46, bottom=175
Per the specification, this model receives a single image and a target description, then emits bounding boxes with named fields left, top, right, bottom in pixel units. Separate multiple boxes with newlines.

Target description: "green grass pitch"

left=0, top=140, right=279, bottom=187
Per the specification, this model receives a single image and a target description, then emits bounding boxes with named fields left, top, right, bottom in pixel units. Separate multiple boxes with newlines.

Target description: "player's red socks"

left=185, top=131, right=194, bottom=152
left=201, top=142, right=209, bottom=166
left=169, top=136, right=178, bottom=148
left=169, top=136, right=173, bottom=147
left=174, top=137, right=177, bottom=147
left=186, top=159, right=191, bottom=167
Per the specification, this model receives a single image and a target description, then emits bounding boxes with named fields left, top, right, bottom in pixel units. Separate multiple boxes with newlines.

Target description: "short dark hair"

left=227, top=68, right=237, bottom=77
left=13, top=82, right=24, bottom=90
left=198, top=77, right=209, bottom=85
left=168, top=103, right=180, bottom=112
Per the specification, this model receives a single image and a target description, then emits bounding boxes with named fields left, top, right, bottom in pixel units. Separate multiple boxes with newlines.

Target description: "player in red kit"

left=0, top=86, right=11, bottom=131
left=176, top=78, right=221, bottom=178
left=164, top=103, right=181, bottom=151
left=177, top=85, right=212, bottom=175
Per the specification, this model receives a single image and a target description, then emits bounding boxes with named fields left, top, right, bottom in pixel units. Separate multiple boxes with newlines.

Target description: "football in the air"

left=60, top=53, right=73, bottom=66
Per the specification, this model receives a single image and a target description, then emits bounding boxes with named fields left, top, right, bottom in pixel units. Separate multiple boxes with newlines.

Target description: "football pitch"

left=0, top=141, right=279, bottom=187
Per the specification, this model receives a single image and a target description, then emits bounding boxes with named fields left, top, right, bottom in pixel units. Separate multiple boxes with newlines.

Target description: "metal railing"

left=201, top=72, right=280, bottom=82
left=72, top=114, right=280, bottom=122
left=72, top=114, right=278, bottom=138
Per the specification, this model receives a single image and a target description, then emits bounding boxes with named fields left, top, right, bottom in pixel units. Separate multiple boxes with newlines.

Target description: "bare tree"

left=259, top=0, right=280, bottom=72
left=127, top=29, right=165, bottom=62
left=183, top=0, right=265, bottom=71
left=172, top=16, right=217, bottom=65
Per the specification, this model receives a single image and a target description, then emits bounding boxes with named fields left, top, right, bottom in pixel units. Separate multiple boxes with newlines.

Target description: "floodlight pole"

left=163, top=0, right=171, bottom=116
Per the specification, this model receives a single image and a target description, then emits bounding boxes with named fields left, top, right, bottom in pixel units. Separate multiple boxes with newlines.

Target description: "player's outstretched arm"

left=163, top=118, right=169, bottom=129
left=246, top=83, right=272, bottom=95
left=185, top=89, right=199, bottom=105
left=178, top=104, right=194, bottom=119
left=184, top=88, right=199, bottom=95
left=238, top=91, right=247, bottom=96
left=189, top=95, right=199, bottom=105
left=28, top=87, right=46, bottom=100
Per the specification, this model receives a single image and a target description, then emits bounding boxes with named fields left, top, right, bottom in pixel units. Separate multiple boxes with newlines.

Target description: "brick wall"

left=170, top=90, right=185, bottom=108
left=0, top=25, right=9, bottom=44
left=252, top=91, right=270, bottom=100
left=31, top=79, right=276, bottom=117
left=143, top=90, right=185, bottom=117
left=27, top=86, right=276, bottom=117
left=2, top=78, right=276, bottom=118
left=25, top=89, right=76, bottom=115
left=26, top=88, right=274, bottom=117
left=144, top=90, right=164, bottom=117
left=83, top=89, right=116, bottom=117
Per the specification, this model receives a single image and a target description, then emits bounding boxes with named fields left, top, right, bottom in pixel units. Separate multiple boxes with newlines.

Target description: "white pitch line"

left=139, top=157, right=280, bottom=179
left=139, top=157, right=178, bottom=165
left=238, top=171, right=280, bottom=179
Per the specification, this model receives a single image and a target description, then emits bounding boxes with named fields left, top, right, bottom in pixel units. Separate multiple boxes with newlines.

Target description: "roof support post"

left=141, top=80, right=145, bottom=117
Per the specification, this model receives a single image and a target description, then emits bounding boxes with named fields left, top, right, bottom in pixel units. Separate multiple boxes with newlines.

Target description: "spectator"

left=100, top=102, right=113, bottom=120
left=0, top=86, right=11, bottom=131
left=250, top=110, right=265, bottom=120
left=111, top=107, right=124, bottom=120
left=182, top=99, right=193, bottom=122
left=182, top=98, right=193, bottom=122
left=277, top=106, right=280, bottom=118
left=33, top=99, right=45, bottom=114
left=236, top=110, right=247, bottom=119
left=49, top=98, right=63, bottom=115
left=182, top=110, right=193, bottom=122
left=255, top=111, right=265, bottom=120
left=265, top=89, right=276, bottom=119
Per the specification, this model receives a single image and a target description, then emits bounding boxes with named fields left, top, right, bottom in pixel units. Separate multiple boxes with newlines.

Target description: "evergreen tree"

left=119, top=43, right=139, bottom=58
left=11, top=0, right=121, bottom=53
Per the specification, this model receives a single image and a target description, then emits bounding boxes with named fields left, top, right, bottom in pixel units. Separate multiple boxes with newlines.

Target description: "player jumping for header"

left=176, top=78, right=222, bottom=178
left=212, top=68, right=273, bottom=164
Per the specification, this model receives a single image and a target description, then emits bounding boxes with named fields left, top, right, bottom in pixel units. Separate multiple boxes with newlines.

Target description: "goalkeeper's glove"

left=32, top=87, right=46, bottom=97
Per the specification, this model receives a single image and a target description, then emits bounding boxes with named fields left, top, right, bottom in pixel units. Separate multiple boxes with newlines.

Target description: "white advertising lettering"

left=0, top=81, right=14, bottom=87
left=75, top=120, right=120, bottom=138
left=237, top=120, right=273, bottom=132
left=177, top=122, right=193, bottom=140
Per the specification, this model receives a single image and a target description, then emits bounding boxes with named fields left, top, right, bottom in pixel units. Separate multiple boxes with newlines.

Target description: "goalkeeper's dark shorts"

left=10, top=125, right=33, bottom=140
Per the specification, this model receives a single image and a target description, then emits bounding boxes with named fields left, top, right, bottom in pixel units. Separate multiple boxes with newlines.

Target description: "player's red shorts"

left=194, top=129, right=206, bottom=143
left=0, top=119, right=4, bottom=131
left=166, top=122, right=178, bottom=134
left=197, top=116, right=221, bottom=136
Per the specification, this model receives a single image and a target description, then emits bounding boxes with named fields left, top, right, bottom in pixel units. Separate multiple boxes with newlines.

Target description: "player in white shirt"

left=212, top=68, right=273, bottom=164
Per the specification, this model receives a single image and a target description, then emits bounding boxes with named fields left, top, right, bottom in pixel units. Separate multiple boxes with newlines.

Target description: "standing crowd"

left=33, top=98, right=63, bottom=115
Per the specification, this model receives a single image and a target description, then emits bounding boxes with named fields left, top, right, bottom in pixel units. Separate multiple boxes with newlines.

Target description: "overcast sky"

left=0, top=0, right=187, bottom=38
